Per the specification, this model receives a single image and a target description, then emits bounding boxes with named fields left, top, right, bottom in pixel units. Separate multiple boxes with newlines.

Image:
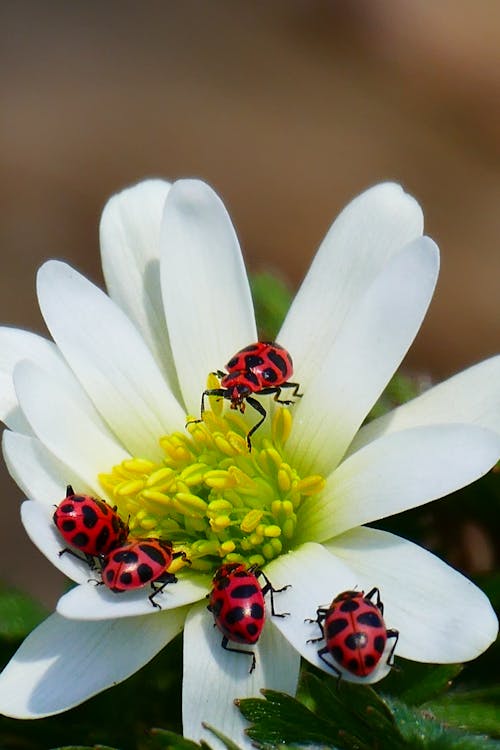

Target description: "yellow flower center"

left=99, top=406, right=325, bottom=574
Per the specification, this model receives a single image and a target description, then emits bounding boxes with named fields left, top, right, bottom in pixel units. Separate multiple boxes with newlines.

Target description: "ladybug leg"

left=186, top=388, right=228, bottom=427
left=305, top=607, right=327, bottom=641
left=58, top=547, right=98, bottom=571
left=386, top=628, right=399, bottom=667
left=221, top=636, right=257, bottom=674
left=66, top=484, right=75, bottom=497
left=244, top=396, right=268, bottom=451
left=257, top=386, right=294, bottom=406
left=148, top=572, right=178, bottom=609
left=258, top=571, right=290, bottom=617
left=317, top=647, right=342, bottom=680
left=275, top=381, right=303, bottom=401
left=173, top=550, right=192, bottom=565
left=365, top=587, right=384, bottom=615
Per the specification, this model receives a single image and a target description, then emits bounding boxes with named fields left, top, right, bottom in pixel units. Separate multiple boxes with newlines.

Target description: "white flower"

left=0, top=179, right=498, bottom=749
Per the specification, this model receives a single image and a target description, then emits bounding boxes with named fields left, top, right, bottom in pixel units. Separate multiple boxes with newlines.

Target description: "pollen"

left=99, top=408, right=325, bottom=573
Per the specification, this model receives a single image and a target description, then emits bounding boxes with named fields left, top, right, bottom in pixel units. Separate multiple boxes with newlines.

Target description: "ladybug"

left=306, top=588, right=399, bottom=678
left=53, top=484, right=129, bottom=565
left=101, top=538, right=189, bottom=608
left=192, top=341, right=302, bottom=450
left=207, top=562, right=290, bottom=672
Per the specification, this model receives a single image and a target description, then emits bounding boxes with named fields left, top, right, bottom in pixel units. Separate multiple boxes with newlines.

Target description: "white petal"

left=266, top=543, right=392, bottom=683
left=279, top=183, right=423, bottom=387
left=2, top=431, right=90, bottom=508
left=57, top=573, right=210, bottom=620
left=327, top=527, right=499, bottom=662
left=0, top=608, right=186, bottom=718
left=100, top=179, right=181, bottom=394
left=14, top=360, right=129, bottom=494
left=37, top=261, right=185, bottom=459
left=286, top=237, right=439, bottom=476
left=21, top=501, right=89, bottom=583
left=350, top=355, right=500, bottom=454
left=297, top=424, right=500, bottom=543
left=161, top=180, right=257, bottom=415
left=0, top=327, right=95, bottom=434
left=183, top=600, right=300, bottom=750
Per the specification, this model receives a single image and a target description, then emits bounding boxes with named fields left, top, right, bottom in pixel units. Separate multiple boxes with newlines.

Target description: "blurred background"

left=1, top=0, right=499, bottom=605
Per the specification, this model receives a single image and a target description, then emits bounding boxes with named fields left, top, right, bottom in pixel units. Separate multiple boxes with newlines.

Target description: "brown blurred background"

left=1, top=0, right=499, bottom=606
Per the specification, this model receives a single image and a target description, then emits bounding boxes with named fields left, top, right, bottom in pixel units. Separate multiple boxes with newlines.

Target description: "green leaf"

left=50, top=746, right=120, bottom=750
left=0, top=584, right=47, bottom=641
left=149, top=728, right=207, bottom=750
left=237, top=676, right=407, bottom=750
left=203, top=723, right=244, bottom=750
left=389, top=698, right=500, bottom=749
left=381, top=659, right=463, bottom=705
left=423, top=686, right=500, bottom=738
left=250, top=272, right=293, bottom=339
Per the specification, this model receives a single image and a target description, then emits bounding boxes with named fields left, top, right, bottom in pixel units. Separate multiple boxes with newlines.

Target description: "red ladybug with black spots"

left=192, top=341, right=302, bottom=450
left=306, top=588, right=399, bottom=678
left=208, top=562, right=290, bottom=672
left=53, top=484, right=129, bottom=565
left=101, top=538, right=189, bottom=608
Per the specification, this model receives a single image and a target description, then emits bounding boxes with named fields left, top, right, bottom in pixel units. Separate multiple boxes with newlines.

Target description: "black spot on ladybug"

left=95, top=526, right=111, bottom=552
left=245, top=371, right=260, bottom=387
left=326, top=617, right=349, bottom=639
left=374, top=635, right=385, bottom=654
left=226, top=356, right=239, bottom=368
left=61, top=519, right=76, bottom=532
left=262, top=367, right=278, bottom=382
left=250, top=602, right=264, bottom=620
left=137, top=563, right=154, bottom=583
left=82, top=505, right=99, bottom=528
left=339, top=599, right=360, bottom=613
left=119, top=572, right=133, bottom=585
left=139, top=543, right=167, bottom=565
left=357, top=611, right=383, bottom=628
left=345, top=632, right=368, bottom=650
left=225, top=606, right=245, bottom=625
left=231, top=584, right=259, bottom=599
left=105, top=569, right=115, bottom=583
left=244, top=354, right=264, bottom=369
left=60, top=502, right=75, bottom=514
left=72, top=532, right=90, bottom=547
left=247, top=622, right=259, bottom=636
left=113, top=549, right=138, bottom=564
left=364, top=654, right=376, bottom=668
left=72, top=496, right=86, bottom=504
left=268, top=350, right=288, bottom=376
left=347, top=657, right=360, bottom=674
left=217, top=576, right=231, bottom=589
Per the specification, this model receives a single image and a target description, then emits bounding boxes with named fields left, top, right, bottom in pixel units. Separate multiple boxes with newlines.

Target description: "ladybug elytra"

left=207, top=562, right=290, bottom=672
left=192, top=341, right=302, bottom=450
left=101, top=538, right=189, bottom=608
left=53, top=484, right=129, bottom=565
left=306, top=588, right=399, bottom=678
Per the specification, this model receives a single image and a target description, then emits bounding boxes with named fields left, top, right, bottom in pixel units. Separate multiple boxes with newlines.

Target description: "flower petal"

left=37, top=261, right=185, bottom=459
left=265, top=543, right=392, bottom=683
left=182, top=600, right=300, bottom=749
left=286, top=236, right=439, bottom=475
left=100, top=179, right=181, bottom=394
left=56, top=573, right=210, bottom=620
left=0, top=327, right=94, bottom=434
left=21, top=501, right=89, bottom=583
left=327, top=527, right=498, bottom=662
left=160, top=180, right=257, bottom=415
left=297, top=424, right=500, bottom=543
left=3, top=431, right=88, bottom=508
left=349, top=355, right=500, bottom=454
left=0, top=608, right=187, bottom=718
left=279, top=183, right=423, bottom=388
left=14, top=360, right=129, bottom=494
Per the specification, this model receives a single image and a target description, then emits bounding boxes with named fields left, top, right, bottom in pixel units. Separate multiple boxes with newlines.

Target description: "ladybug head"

left=212, top=562, right=246, bottom=583
left=228, top=383, right=251, bottom=406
